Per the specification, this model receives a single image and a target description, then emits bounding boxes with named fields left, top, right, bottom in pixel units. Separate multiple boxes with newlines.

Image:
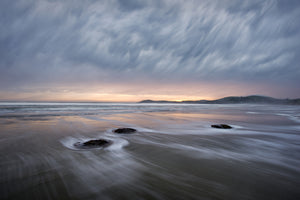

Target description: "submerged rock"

left=74, top=139, right=111, bottom=149
left=113, top=128, right=137, bottom=134
left=211, top=124, right=232, bottom=129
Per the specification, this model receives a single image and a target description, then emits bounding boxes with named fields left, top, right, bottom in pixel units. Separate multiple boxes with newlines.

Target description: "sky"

left=0, top=0, right=300, bottom=102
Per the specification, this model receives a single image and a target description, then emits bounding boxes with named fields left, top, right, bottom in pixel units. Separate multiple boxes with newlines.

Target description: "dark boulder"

left=113, top=128, right=137, bottom=134
left=211, top=124, right=232, bottom=129
left=74, top=139, right=111, bottom=149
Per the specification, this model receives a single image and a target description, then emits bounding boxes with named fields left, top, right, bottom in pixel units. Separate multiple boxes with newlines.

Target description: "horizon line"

left=0, top=95, right=299, bottom=104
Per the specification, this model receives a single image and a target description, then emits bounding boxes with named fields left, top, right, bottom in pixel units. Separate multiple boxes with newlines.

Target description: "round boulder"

left=113, top=128, right=137, bottom=134
left=211, top=124, right=232, bottom=129
left=74, top=139, right=111, bottom=149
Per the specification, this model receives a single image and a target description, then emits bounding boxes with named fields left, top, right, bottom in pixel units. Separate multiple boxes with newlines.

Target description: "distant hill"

left=139, top=95, right=300, bottom=105
left=139, top=100, right=178, bottom=103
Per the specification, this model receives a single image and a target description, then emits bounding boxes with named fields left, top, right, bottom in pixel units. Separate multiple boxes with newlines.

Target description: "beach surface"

left=0, top=103, right=300, bottom=200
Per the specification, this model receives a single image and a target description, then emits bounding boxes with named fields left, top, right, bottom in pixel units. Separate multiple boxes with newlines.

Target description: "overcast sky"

left=0, top=0, right=300, bottom=101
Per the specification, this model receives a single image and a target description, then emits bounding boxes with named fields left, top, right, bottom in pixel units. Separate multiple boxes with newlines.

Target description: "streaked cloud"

left=0, top=0, right=299, bottom=101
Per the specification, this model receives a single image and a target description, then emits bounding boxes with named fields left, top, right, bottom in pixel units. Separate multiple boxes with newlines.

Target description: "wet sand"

left=0, top=103, right=300, bottom=199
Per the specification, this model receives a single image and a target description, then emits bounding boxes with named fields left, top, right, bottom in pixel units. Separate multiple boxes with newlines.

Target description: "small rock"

left=114, top=128, right=137, bottom=134
left=74, top=139, right=111, bottom=149
left=211, top=124, right=232, bottom=129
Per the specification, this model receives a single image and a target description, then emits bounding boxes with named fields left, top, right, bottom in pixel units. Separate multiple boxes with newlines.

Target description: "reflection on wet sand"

left=0, top=103, right=300, bottom=199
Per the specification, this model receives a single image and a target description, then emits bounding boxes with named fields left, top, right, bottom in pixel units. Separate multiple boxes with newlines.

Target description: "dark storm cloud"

left=0, top=0, right=300, bottom=95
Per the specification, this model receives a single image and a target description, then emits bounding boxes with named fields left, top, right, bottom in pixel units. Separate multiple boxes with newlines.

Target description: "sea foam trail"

left=60, top=136, right=129, bottom=151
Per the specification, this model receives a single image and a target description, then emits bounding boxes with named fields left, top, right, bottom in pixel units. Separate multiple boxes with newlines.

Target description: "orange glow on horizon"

left=0, top=81, right=289, bottom=102
left=0, top=92, right=214, bottom=102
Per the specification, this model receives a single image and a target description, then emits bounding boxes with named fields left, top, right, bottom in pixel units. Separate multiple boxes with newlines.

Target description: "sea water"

left=0, top=103, right=300, bottom=199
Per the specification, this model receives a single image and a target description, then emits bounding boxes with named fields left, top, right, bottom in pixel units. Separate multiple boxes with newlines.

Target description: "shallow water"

left=0, top=103, right=300, bottom=200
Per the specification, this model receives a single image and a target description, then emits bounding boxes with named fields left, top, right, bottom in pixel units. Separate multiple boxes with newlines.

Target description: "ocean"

left=0, top=102, right=300, bottom=200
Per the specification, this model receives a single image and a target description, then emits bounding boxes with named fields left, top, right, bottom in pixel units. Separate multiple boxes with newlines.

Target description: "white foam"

left=60, top=135, right=129, bottom=151
left=60, top=136, right=88, bottom=150
left=137, top=125, right=242, bottom=136
left=57, top=141, right=141, bottom=195
left=105, top=138, right=129, bottom=151
left=276, top=113, right=300, bottom=123
left=246, top=111, right=259, bottom=114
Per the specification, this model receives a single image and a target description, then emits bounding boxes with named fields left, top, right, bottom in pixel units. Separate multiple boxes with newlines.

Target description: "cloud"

left=0, top=0, right=300, bottom=99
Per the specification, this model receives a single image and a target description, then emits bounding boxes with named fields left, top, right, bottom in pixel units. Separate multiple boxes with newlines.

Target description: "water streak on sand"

left=1, top=103, right=300, bottom=199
